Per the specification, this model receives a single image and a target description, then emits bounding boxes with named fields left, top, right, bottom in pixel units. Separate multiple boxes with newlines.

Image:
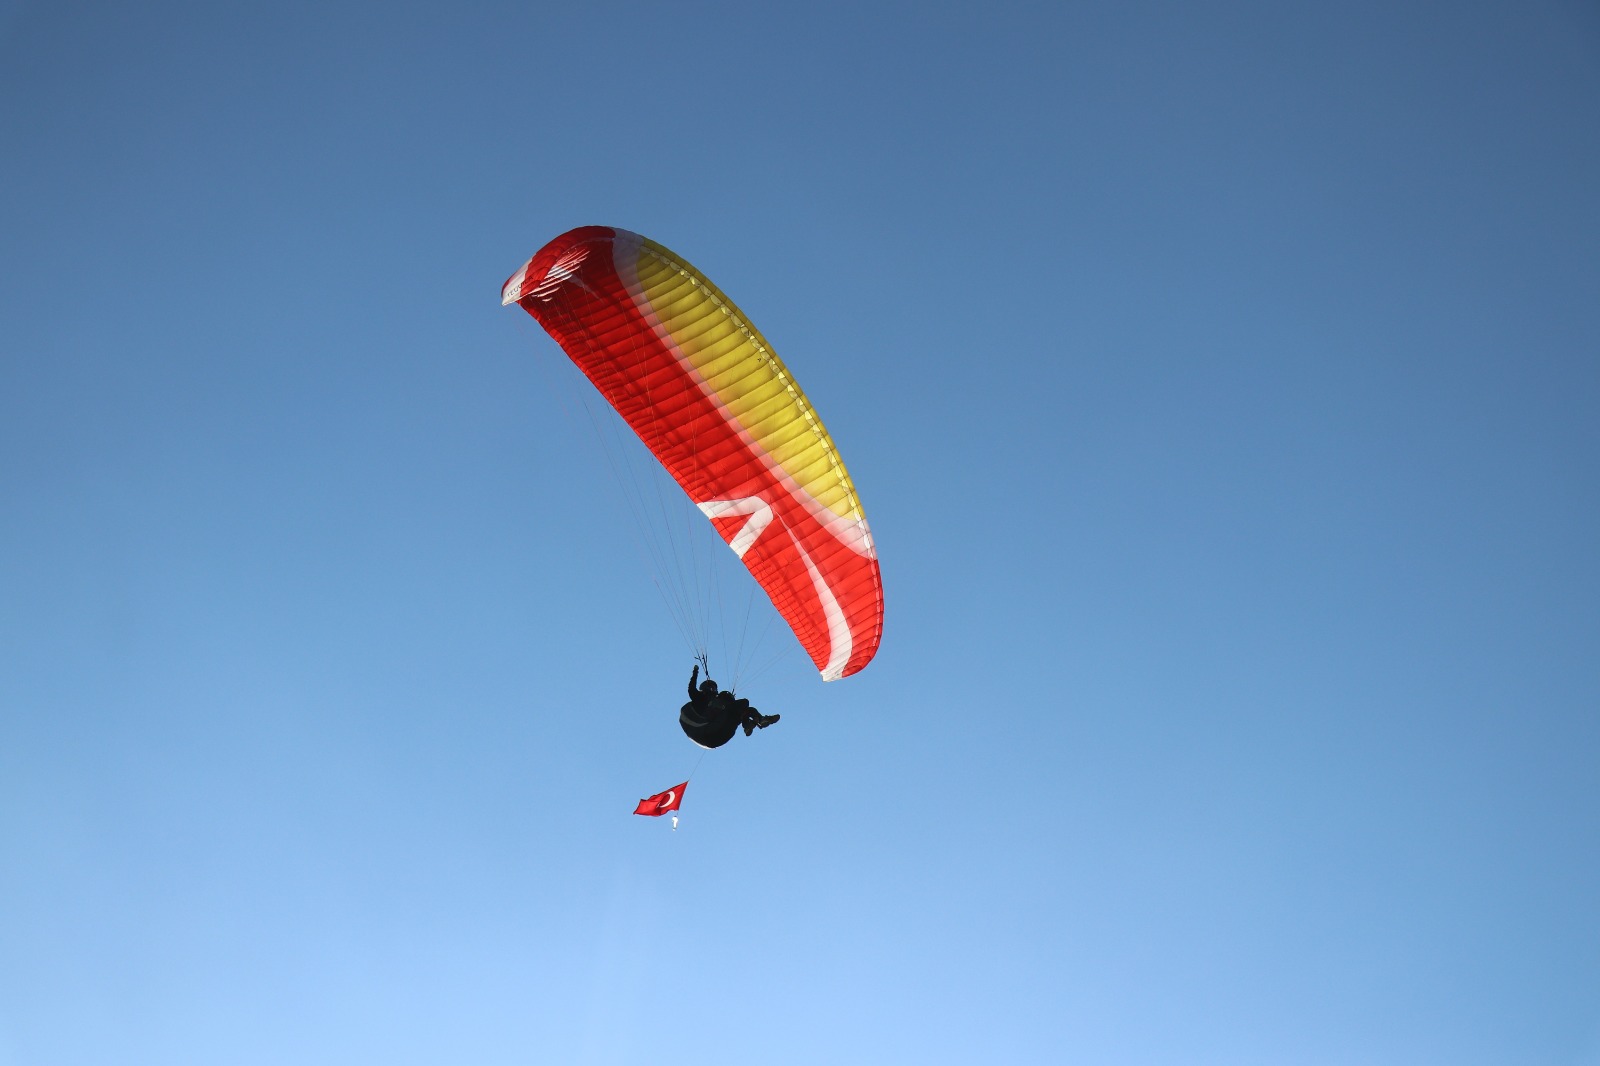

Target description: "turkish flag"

left=633, top=782, right=688, bottom=817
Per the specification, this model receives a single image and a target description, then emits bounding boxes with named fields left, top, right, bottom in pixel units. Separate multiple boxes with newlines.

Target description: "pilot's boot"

left=757, top=714, right=780, bottom=729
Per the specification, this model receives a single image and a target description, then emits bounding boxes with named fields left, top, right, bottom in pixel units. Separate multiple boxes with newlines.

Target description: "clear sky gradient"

left=3, top=2, right=1598, bottom=1064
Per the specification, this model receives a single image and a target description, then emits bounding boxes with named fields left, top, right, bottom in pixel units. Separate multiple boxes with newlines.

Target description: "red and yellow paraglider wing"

left=503, top=226, right=882, bottom=679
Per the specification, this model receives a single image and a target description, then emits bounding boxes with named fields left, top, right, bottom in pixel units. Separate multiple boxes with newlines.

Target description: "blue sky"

left=2, top=2, right=1598, bottom=1063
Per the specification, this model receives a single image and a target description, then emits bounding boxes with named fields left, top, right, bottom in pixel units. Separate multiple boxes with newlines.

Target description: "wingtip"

left=501, top=257, right=534, bottom=306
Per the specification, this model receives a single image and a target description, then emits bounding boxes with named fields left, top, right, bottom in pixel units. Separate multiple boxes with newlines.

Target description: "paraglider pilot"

left=680, top=664, right=779, bottom=749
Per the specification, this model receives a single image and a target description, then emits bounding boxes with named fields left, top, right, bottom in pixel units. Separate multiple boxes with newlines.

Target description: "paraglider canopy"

left=504, top=226, right=883, bottom=680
